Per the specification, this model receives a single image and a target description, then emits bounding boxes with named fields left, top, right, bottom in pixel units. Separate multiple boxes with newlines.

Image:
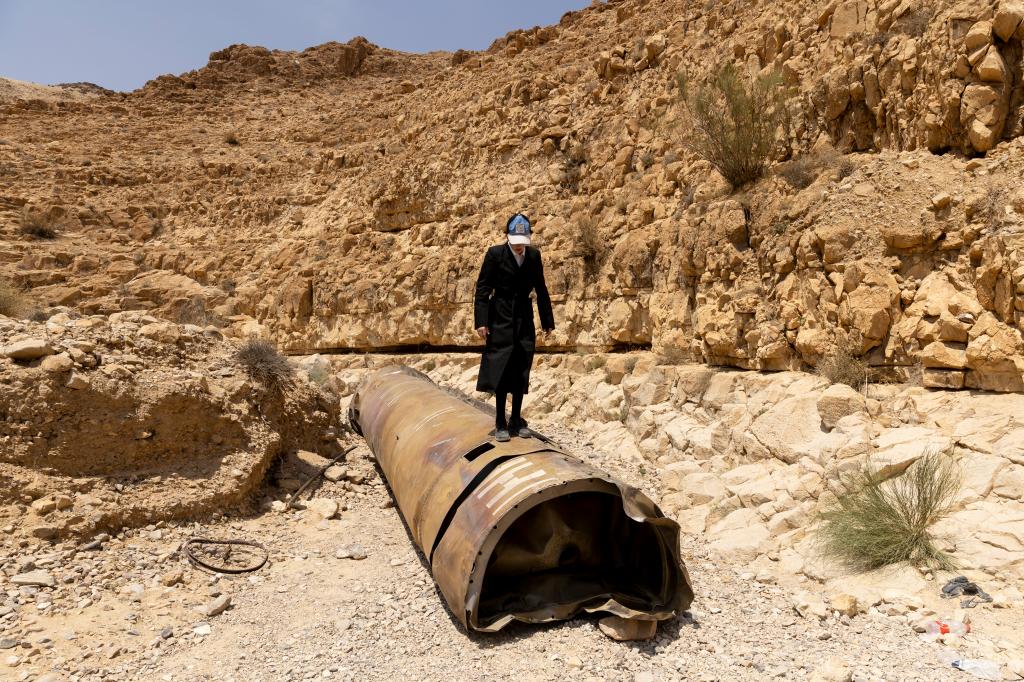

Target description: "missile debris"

left=349, top=366, right=693, bottom=633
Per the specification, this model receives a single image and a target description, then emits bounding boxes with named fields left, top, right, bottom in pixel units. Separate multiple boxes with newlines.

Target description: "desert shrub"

left=560, top=140, right=594, bottom=193
left=777, top=155, right=819, bottom=189
left=816, top=339, right=869, bottom=388
left=817, top=452, right=960, bottom=571
left=569, top=213, right=602, bottom=266
left=0, top=281, right=27, bottom=318
left=836, top=156, right=856, bottom=180
left=680, top=184, right=696, bottom=208
left=223, top=130, right=240, bottom=146
left=19, top=207, right=58, bottom=239
left=235, top=339, right=293, bottom=388
left=983, top=184, right=1007, bottom=230
left=894, top=8, right=933, bottom=37
left=869, top=32, right=893, bottom=48
left=175, top=297, right=225, bottom=327
left=778, top=150, right=856, bottom=189
left=676, top=63, right=787, bottom=188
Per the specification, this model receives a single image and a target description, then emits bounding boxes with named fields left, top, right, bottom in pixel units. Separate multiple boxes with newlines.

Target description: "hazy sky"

left=0, top=0, right=589, bottom=91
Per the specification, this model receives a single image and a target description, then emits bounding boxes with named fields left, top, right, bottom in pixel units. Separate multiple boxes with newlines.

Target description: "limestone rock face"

left=2, top=0, right=1024, bottom=393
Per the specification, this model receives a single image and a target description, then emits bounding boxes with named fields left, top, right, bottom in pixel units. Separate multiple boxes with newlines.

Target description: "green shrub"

left=676, top=63, right=787, bottom=188
left=817, top=453, right=960, bottom=571
left=235, top=339, right=293, bottom=388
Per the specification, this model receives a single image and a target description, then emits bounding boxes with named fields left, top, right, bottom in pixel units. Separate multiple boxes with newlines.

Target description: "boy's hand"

left=476, top=326, right=489, bottom=339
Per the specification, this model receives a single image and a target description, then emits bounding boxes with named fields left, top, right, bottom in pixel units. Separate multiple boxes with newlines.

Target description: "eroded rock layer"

left=1, top=1, right=1024, bottom=389
left=0, top=313, right=340, bottom=540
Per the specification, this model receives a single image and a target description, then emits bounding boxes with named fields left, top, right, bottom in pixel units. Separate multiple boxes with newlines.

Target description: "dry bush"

left=777, top=155, right=819, bottom=189
left=223, top=130, right=240, bottom=146
left=893, top=8, right=933, bottom=37
left=869, top=32, right=893, bottom=48
left=569, top=214, right=602, bottom=266
left=175, top=297, right=225, bottom=328
left=817, top=453, right=960, bottom=571
left=816, top=340, right=869, bottom=388
left=778, top=150, right=856, bottom=189
left=19, top=207, right=58, bottom=239
left=235, top=339, right=293, bottom=388
left=559, top=141, right=589, bottom=195
left=836, top=157, right=856, bottom=180
left=0, top=280, right=28, bottom=318
left=676, top=63, right=787, bottom=188
left=983, top=184, right=1007, bottom=230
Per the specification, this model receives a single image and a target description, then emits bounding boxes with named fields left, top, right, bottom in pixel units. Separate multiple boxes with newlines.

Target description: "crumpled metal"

left=350, top=365, right=694, bottom=632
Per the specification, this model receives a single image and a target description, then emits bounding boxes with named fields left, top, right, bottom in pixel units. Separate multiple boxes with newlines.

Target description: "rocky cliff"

left=2, top=0, right=1024, bottom=390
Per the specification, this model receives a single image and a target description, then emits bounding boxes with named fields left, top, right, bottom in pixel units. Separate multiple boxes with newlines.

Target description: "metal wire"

left=182, top=537, right=269, bottom=574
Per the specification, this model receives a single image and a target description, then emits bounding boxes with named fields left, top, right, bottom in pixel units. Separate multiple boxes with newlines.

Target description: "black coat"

left=474, top=244, right=555, bottom=393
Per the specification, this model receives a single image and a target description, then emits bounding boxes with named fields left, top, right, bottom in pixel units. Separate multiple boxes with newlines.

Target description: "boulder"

left=793, top=591, right=829, bottom=620
left=975, top=47, right=1009, bottom=83
left=11, top=570, right=55, bottom=587
left=921, top=369, right=966, bottom=389
left=708, top=509, right=773, bottom=562
left=667, top=471, right=726, bottom=505
left=965, top=313, right=1024, bottom=391
left=306, top=498, right=339, bottom=520
left=708, top=523, right=772, bottom=563
left=204, top=595, right=232, bottom=617
left=828, top=593, right=861, bottom=617
left=2, top=338, right=54, bottom=360
left=40, top=353, right=74, bottom=373
left=963, top=21, right=992, bottom=50
left=919, top=341, right=968, bottom=369
left=870, top=427, right=951, bottom=478
left=960, top=84, right=1008, bottom=153
left=830, top=0, right=871, bottom=39
left=139, top=322, right=182, bottom=345
left=992, top=465, right=1024, bottom=499
left=993, top=2, right=1024, bottom=41
left=816, top=384, right=866, bottom=429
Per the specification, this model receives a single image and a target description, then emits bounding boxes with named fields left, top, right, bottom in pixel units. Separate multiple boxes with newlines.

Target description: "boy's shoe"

left=495, top=428, right=511, bottom=442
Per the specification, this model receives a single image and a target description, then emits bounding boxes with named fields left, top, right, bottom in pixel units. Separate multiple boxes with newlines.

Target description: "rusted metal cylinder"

left=349, top=365, right=693, bottom=632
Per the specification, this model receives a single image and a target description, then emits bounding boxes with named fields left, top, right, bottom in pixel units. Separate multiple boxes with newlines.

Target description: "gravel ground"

left=2, top=424, right=990, bottom=682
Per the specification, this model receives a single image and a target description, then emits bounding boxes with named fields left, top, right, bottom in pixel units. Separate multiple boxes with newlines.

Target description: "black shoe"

left=495, top=428, right=511, bottom=442
left=509, top=421, right=531, bottom=438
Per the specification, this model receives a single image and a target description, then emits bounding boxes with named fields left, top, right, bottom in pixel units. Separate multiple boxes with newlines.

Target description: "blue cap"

left=507, top=214, right=531, bottom=244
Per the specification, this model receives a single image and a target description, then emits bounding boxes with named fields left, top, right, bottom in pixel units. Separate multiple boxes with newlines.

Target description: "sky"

left=0, top=0, right=589, bottom=92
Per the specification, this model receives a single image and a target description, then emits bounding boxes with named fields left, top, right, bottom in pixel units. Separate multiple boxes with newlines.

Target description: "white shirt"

left=508, top=243, right=525, bottom=267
